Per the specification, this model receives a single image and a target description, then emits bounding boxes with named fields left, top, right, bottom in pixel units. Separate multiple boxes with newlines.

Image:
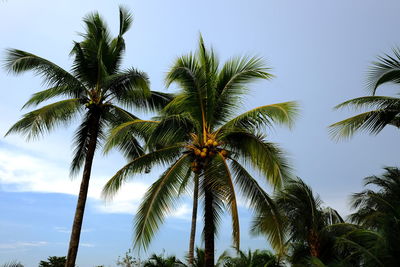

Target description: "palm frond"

left=4, top=49, right=86, bottom=91
left=217, top=153, right=240, bottom=250
left=219, top=101, right=299, bottom=132
left=224, top=131, right=292, bottom=188
left=367, top=48, right=400, bottom=95
left=334, top=96, right=400, bottom=111
left=6, top=99, right=82, bottom=140
left=103, top=119, right=157, bottom=158
left=329, top=109, right=399, bottom=140
left=230, top=159, right=286, bottom=254
left=134, top=155, right=191, bottom=250
left=102, top=145, right=184, bottom=199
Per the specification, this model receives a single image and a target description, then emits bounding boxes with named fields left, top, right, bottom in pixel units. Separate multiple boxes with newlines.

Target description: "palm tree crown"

left=4, top=7, right=170, bottom=267
left=103, top=35, right=298, bottom=266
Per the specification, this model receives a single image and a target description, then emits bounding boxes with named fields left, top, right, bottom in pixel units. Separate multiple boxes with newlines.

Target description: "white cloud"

left=0, top=145, right=191, bottom=218
left=0, top=241, right=48, bottom=250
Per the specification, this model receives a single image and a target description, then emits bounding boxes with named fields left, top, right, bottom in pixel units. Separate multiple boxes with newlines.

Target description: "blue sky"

left=1, top=0, right=400, bottom=266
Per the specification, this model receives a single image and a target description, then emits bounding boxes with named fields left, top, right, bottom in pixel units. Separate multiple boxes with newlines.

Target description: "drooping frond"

left=6, top=99, right=82, bottom=140
left=102, top=145, right=184, bottom=199
left=230, top=159, right=286, bottom=254
left=367, top=48, right=400, bottom=95
left=329, top=109, right=400, bottom=140
left=224, top=131, right=292, bottom=188
left=4, top=49, right=86, bottom=91
left=134, top=155, right=191, bottom=250
left=216, top=153, right=240, bottom=250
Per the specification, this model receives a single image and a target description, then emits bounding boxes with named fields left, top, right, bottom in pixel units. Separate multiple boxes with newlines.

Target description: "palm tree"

left=103, top=35, right=297, bottom=266
left=218, top=249, right=284, bottom=267
left=252, top=178, right=345, bottom=265
left=143, top=253, right=186, bottom=267
left=348, top=167, right=400, bottom=266
left=4, top=7, right=171, bottom=267
left=330, top=48, right=400, bottom=139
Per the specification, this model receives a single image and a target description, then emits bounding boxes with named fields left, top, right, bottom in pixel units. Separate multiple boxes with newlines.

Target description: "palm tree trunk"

left=65, top=112, right=101, bottom=267
left=204, top=186, right=215, bottom=267
left=188, top=175, right=199, bottom=266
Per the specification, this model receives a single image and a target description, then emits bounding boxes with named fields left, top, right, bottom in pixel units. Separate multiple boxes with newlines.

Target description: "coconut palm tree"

left=330, top=49, right=400, bottom=140
left=103, top=35, right=297, bottom=266
left=4, top=7, right=171, bottom=267
left=252, top=178, right=345, bottom=265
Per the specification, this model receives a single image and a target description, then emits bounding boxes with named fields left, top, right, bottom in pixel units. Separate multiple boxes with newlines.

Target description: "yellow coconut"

left=200, top=152, right=207, bottom=158
left=213, top=141, right=218, bottom=147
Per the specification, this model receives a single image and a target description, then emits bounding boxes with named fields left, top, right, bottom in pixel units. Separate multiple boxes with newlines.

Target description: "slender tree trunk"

left=204, top=186, right=215, bottom=267
left=188, top=175, right=199, bottom=266
left=65, top=112, right=101, bottom=267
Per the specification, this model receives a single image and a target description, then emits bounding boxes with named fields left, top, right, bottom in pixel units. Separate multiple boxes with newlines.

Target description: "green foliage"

left=143, top=252, right=186, bottom=267
left=38, top=256, right=66, bottom=267
left=218, top=249, right=284, bottom=267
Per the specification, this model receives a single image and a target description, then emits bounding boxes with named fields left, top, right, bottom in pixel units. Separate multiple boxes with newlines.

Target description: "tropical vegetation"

left=2, top=4, right=400, bottom=267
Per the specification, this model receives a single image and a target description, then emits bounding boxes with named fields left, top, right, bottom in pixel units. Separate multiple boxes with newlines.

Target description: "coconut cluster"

left=190, top=138, right=228, bottom=174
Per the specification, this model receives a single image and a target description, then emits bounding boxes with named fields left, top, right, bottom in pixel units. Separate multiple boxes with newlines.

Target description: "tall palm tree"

left=330, top=49, right=400, bottom=139
left=103, top=35, right=297, bottom=266
left=252, top=178, right=345, bottom=265
left=4, top=7, right=171, bottom=267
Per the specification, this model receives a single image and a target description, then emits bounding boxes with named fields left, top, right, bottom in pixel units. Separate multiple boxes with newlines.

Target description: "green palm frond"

left=230, top=159, right=286, bottom=254
left=368, top=48, right=400, bottom=95
left=22, top=85, right=87, bottom=108
left=4, top=49, right=85, bottom=91
left=6, top=99, right=82, bottom=140
left=219, top=101, right=299, bottom=131
left=217, top=154, right=240, bottom=250
left=134, top=155, right=191, bottom=250
left=334, top=96, right=400, bottom=111
left=212, top=55, right=273, bottom=124
left=329, top=109, right=399, bottom=140
left=148, top=113, right=197, bottom=147
left=104, top=119, right=158, bottom=156
left=102, top=145, right=184, bottom=199
left=224, top=131, right=292, bottom=188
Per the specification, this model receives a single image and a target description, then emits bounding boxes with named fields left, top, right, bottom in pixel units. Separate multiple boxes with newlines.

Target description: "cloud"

left=53, top=226, right=94, bottom=234
left=0, top=145, right=191, bottom=218
left=0, top=241, right=48, bottom=250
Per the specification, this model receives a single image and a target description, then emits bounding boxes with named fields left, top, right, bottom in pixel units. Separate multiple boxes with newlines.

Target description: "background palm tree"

left=252, top=178, right=345, bottom=266
left=4, top=7, right=170, bottom=267
left=103, top=35, right=297, bottom=266
left=143, top=253, right=186, bottom=267
left=347, top=167, right=400, bottom=266
left=218, top=249, right=284, bottom=267
left=330, top=48, right=400, bottom=139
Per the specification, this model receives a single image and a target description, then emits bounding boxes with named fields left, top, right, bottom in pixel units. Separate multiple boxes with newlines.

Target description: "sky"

left=1, top=0, right=400, bottom=266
